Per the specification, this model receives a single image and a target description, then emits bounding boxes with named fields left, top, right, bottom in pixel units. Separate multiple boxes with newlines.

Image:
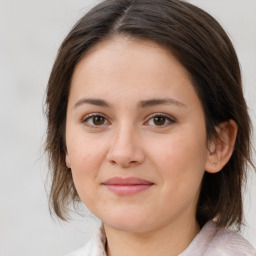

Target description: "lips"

left=102, top=177, right=154, bottom=195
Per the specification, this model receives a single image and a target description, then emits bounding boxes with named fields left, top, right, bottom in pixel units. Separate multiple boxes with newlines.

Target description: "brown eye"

left=146, top=114, right=175, bottom=127
left=92, top=116, right=105, bottom=125
left=153, top=116, right=166, bottom=126
left=83, top=114, right=108, bottom=127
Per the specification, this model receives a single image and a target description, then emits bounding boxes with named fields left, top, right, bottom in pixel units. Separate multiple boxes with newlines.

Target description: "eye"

left=82, top=114, right=109, bottom=127
left=146, top=114, right=175, bottom=127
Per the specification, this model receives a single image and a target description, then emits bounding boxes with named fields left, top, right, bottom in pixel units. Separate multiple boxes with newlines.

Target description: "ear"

left=205, top=120, right=238, bottom=173
left=65, top=153, right=71, bottom=168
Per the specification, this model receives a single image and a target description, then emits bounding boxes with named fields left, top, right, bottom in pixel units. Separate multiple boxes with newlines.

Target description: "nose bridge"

left=107, top=121, right=145, bottom=167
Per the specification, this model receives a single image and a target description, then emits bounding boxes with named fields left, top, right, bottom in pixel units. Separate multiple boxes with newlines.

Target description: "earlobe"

left=65, top=154, right=71, bottom=168
left=205, top=120, right=238, bottom=174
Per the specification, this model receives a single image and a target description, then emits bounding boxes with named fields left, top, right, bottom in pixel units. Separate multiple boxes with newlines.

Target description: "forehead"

left=72, top=36, right=191, bottom=79
left=69, top=36, right=201, bottom=109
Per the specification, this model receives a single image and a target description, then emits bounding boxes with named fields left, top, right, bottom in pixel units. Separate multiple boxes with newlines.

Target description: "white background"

left=0, top=1, right=255, bottom=255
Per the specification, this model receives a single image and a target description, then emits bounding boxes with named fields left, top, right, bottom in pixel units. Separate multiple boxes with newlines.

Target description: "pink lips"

left=102, top=177, right=154, bottom=195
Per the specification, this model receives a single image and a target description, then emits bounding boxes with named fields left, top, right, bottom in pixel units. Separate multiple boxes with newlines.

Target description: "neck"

left=104, top=218, right=200, bottom=256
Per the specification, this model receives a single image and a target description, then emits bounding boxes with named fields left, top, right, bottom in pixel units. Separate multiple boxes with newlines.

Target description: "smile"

left=102, top=177, right=154, bottom=195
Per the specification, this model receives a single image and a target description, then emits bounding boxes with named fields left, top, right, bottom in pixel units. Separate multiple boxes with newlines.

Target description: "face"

left=65, top=37, right=211, bottom=233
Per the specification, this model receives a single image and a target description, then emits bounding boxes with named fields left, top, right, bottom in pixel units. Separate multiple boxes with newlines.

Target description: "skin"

left=65, top=37, right=237, bottom=256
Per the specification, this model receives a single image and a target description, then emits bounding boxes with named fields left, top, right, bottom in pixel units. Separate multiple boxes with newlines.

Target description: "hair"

left=45, top=0, right=254, bottom=229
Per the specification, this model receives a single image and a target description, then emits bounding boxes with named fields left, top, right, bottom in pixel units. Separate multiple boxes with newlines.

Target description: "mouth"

left=102, top=177, right=154, bottom=195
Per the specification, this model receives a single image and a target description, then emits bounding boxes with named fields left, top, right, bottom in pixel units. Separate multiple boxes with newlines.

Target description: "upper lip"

left=102, top=177, right=154, bottom=185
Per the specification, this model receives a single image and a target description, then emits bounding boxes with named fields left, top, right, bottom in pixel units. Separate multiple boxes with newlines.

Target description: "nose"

left=106, top=125, right=145, bottom=168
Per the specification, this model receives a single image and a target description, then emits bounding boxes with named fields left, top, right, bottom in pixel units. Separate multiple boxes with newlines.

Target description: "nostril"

left=109, top=159, right=138, bottom=167
left=109, top=160, right=117, bottom=165
left=106, top=137, right=146, bottom=167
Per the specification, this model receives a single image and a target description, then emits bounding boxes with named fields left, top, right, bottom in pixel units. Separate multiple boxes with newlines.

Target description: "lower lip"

left=103, top=184, right=153, bottom=195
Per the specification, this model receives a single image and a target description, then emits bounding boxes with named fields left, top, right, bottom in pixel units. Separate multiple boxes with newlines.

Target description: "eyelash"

left=145, top=113, right=175, bottom=127
left=82, top=113, right=110, bottom=128
left=81, top=113, right=175, bottom=128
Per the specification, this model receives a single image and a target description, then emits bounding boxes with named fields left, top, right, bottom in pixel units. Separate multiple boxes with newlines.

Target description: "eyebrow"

left=139, top=98, right=186, bottom=108
left=74, top=98, right=111, bottom=109
left=73, top=97, right=186, bottom=109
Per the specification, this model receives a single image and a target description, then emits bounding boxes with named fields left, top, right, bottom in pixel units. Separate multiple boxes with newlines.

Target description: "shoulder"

left=64, top=225, right=107, bottom=256
left=180, top=221, right=256, bottom=256
left=64, top=239, right=94, bottom=256
left=206, top=224, right=256, bottom=256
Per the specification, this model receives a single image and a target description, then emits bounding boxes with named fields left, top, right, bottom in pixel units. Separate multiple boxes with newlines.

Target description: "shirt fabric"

left=66, top=220, right=256, bottom=256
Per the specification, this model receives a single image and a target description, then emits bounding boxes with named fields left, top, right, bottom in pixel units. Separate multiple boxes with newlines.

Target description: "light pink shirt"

left=66, top=221, right=256, bottom=256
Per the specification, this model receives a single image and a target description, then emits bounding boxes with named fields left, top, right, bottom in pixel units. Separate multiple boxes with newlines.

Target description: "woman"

left=45, top=0, right=256, bottom=255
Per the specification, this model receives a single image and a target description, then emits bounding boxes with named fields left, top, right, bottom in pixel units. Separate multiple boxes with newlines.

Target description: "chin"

left=106, top=221, right=150, bottom=233
left=100, top=211, right=158, bottom=234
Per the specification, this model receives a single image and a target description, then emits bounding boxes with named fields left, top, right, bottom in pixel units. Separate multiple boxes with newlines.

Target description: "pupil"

left=93, top=116, right=104, bottom=125
left=154, top=116, right=165, bottom=125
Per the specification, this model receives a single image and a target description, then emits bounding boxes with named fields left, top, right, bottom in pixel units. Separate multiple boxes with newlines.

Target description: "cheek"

left=148, top=129, right=207, bottom=194
left=67, top=131, right=106, bottom=169
left=150, top=130, right=207, bottom=169
left=66, top=136, right=107, bottom=196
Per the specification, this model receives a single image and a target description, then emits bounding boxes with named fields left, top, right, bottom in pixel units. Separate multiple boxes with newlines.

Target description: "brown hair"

left=45, top=0, right=254, bottom=229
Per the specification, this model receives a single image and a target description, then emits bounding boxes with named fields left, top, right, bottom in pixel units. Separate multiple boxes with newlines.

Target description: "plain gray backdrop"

left=0, top=1, right=255, bottom=255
